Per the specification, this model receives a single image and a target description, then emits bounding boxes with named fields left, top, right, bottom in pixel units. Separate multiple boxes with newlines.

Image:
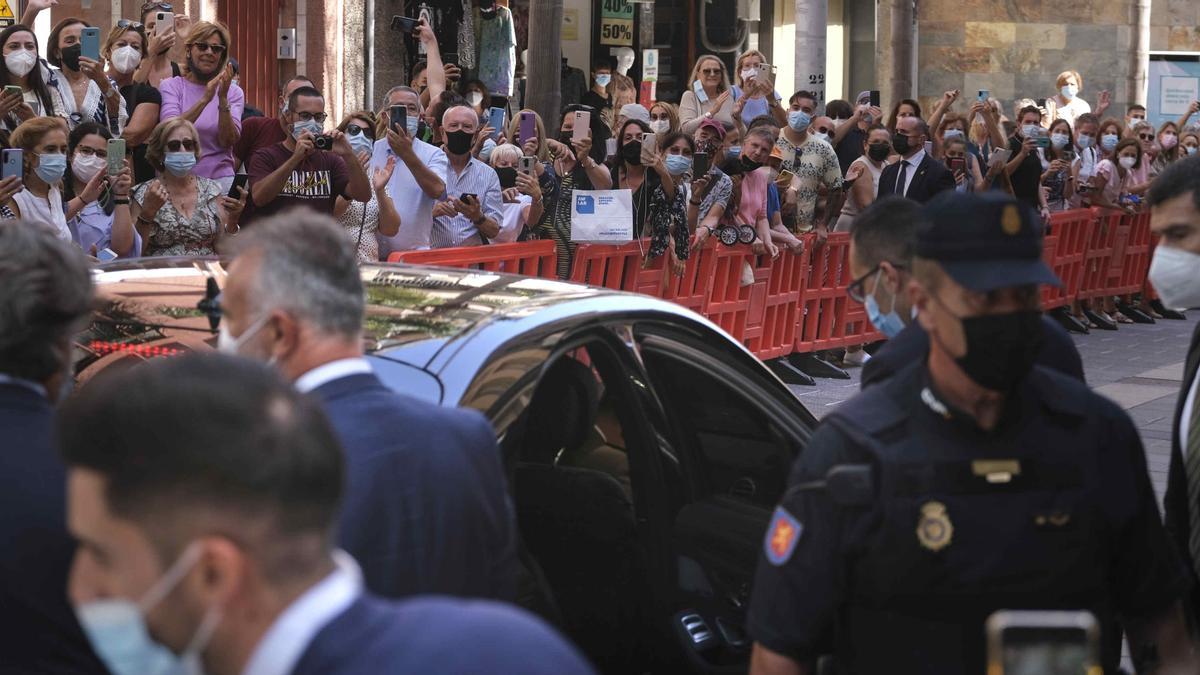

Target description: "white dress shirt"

left=1182, top=368, right=1200, bottom=458
left=294, top=358, right=374, bottom=394
left=371, top=138, right=448, bottom=257
left=894, top=147, right=926, bottom=197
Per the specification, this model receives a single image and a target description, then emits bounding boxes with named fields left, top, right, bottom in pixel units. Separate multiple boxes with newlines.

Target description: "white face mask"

left=648, top=119, right=669, bottom=134
left=467, top=91, right=483, bottom=107
left=740, top=67, right=757, bottom=82
left=1148, top=245, right=1200, bottom=310
left=1118, top=155, right=1136, bottom=170
left=216, top=313, right=272, bottom=359
left=71, top=153, right=106, bottom=184
left=5, top=48, right=36, bottom=78
left=111, top=45, right=142, bottom=74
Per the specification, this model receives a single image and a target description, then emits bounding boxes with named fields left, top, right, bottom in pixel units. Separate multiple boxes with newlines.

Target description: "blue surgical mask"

left=348, top=132, right=374, bottom=156
left=292, top=118, right=323, bottom=140
left=812, top=132, right=831, bottom=144
left=1050, top=132, right=1069, bottom=149
left=864, top=269, right=905, bottom=338
left=163, top=152, right=197, bottom=177
left=595, top=74, right=611, bottom=87
left=1061, top=84, right=1078, bottom=100
left=1076, top=135, right=1095, bottom=149
left=34, top=153, right=67, bottom=183
left=1101, top=134, right=1119, bottom=151
left=725, top=146, right=742, bottom=162
left=406, top=115, right=420, bottom=138
left=665, top=153, right=691, bottom=176
left=75, top=543, right=219, bottom=675
left=943, top=129, right=965, bottom=142
left=787, top=110, right=811, bottom=132
left=1187, top=146, right=1198, bottom=155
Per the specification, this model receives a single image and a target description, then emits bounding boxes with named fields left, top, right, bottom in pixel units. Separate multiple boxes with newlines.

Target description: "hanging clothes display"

left=474, top=0, right=516, bottom=98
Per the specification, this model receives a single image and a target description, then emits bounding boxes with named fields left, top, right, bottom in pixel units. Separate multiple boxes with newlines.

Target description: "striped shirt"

left=431, top=156, right=504, bottom=248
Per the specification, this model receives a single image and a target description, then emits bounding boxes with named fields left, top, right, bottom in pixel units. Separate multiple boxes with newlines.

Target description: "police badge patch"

left=765, top=506, right=802, bottom=566
left=917, top=501, right=953, bottom=552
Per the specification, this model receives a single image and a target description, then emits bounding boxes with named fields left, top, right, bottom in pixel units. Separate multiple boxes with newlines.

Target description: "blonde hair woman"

left=730, top=49, right=785, bottom=127
left=1049, top=69, right=1109, bottom=127
left=678, top=54, right=735, bottom=135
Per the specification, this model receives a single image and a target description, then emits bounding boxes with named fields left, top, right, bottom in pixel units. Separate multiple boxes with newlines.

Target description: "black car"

left=76, top=257, right=819, bottom=674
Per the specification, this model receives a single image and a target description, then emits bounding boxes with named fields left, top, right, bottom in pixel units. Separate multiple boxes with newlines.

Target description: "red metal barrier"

left=1040, top=234, right=1060, bottom=309
left=794, top=233, right=883, bottom=354
left=1044, top=209, right=1094, bottom=309
left=1113, top=211, right=1153, bottom=297
left=1077, top=208, right=1122, bottom=301
left=704, top=244, right=772, bottom=349
left=745, top=244, right=810, bottom=361
left=387, top=240, right=558, bottom=278
left=570, top=238, right=718, bottom=313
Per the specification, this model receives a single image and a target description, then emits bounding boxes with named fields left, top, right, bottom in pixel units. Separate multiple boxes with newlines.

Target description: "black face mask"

left=892, top=132, right=911, bottom=155
left=867, top=142, right=891, bottom=162
left=740, top=154, right=763, bottom=172
left=445, top=129, right=474, bottom=156
left=61, top=44, right=82, bottom=71
left=949, top=309, right=1044, bottom=392
left=496, top=166, right=518, bottom=189
left=620, top=140, right=642, bottom=166
left=559, top=132, right=575, bottom=146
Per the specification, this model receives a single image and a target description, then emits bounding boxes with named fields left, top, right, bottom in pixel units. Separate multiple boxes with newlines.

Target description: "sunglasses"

left=815, top=127, right=831, bottom=135
left=1138, top=134, right=1154, bottom=141
left=141, top=1, right=172, bottom=10
left=165, top=139, right=196, bottom=152
left=346, top=123, right=374, bottom=139
left=117, top=19, right=145, bottom=30
left=700, top=68, right=722, bottom=75
left=189, top=43, right=226, bottom=54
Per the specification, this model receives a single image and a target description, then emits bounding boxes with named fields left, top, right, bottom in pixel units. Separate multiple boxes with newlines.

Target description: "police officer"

left=747, top=191, right=1198, bottom=674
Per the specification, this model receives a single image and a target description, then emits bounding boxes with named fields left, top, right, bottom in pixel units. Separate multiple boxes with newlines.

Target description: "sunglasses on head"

left=189, top=43, right=226, bottom=54
left=165, top=139, right=196, bottom=152
left=141, top=2, right=172, bottom=11
left=117, top=19, right=145, bottom=30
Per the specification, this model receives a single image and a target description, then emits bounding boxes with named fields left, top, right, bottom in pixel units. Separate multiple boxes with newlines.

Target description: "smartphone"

left=460, top=193, right=477, bottom=204
left=81, top=27, right=101, bottom=61
left=389, top=105, right=407, bottom=133
left=869, top=90, right=880, bottom=107
left=986, top=610, right=1099, bottom=675
left=227, top=173, right=248, bottom=199
left=106, top=138, right=125, bottom=175
left=947, top=156, right=966, bottom=174
left=1061, top=149, right=1075, bottom=163
left=390, top=15, right=418, bottom=34
left=4, top=85, right=21, bottom=99
left=443, top=52, right=459, bottom=67
left=97, top=248, right=119, bottom=262
left=640, top=132, right=657, bottom=163
left=487, top=107, right=505, bottom=140
left=692, top=151, right=709, bottom=176
left=978, top=89, right=990, bottom=102
left=1, top=148, right=21, bottom=180
left=518, top=111, right=536, bottom=146
left=518, top=156, right=535, bottom=175
left=778, top=169, right=796, bottom=185
left=156, top=11, right=173, bottom=36
left=572, top=110, right=590, bottom=143
left=1036, top=98, right=1047, bottom=109
left=605, top=138, right=617, bottom=158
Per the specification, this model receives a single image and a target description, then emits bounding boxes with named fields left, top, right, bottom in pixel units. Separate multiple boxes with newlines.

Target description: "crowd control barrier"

left=392, top=208, right=1156, bottom=363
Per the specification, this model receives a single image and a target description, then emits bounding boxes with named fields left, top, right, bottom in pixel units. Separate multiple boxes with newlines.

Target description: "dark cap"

left=916, top=191, right=1061, bottom=292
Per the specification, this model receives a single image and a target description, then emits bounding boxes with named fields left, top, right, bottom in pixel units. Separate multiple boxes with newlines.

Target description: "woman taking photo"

left=47, top=17, right=127, bottom=132
left=0, top=24, right=64, bottom=132
left=488, top=142, right=544, bottom=243
left=103, top=21, right=160, bottom=183
left=534, top=111, right=611, bottom=279
left=679, top=55, right=735, bottom=135
left=729, top=50, right=785, bottom=127
left=130, top=118, right=245, bottom=256
left=333, top=111, right=401, bottom=262
left=1041, top=118, right=1075, bottom=211
left=158, top=21, right=243, bottom=191
left=610, top=118, right=658, bottom=235
left=643, top=131, right=692, bottom=276
left=64, top=121, right=138, bottom=257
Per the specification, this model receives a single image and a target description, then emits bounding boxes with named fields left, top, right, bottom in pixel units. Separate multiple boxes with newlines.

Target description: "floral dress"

left=132, top=176, right=223, bottom=256
left=338, top=193, right=381, bottom=263
left=645, top=180, right=689, bottom=261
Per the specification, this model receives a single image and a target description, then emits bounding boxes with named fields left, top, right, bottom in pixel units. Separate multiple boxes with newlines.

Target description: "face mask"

left=740, top=67, right=757, bottom=82
left=348, top=132, right=374, bottom=156
left=1060, top=84, right=1078, bottom=100
left=1149, top=245, right=1200, bottom=311
left=1161, top=133, right=1178, bottom=149
left=595, top=74, right=611, bottom=87
left=867, top=142, right=890, bottom=162
left=466, top=91, right=484, bottom=108
left=1076, top=134, right=1094, bottom=149
left=739, top=154, right=762, bottom=172
left=292, top=118, right=323, bottom=141
left=75, top=543, right=220, bottom=675
left=34, top=153, right=67, bottom=183
left=1128, top=117, right=1144, bottom=128
left=5, top=48, right=36, bottom=78
left=61, top=43, right=82, bottom=71
left=787, top=110, right=811, bottom=132
left=620, top=140, right=642, bottom=165
left=864, top=270, right=906, bottom=338
left=1021, top=124, right=1041, bottom=139
left=725, top=146, right=742, bottom=162
left=217, top=313, right=272, bottom=358
left=833, top=118, right=847, bottom=128
left=1187, top=146, right=1198, bottom=155
left=943, top=308, right=1044, bottom=392
left=1118, top=155, right=1136, bottom=170
left=648, top=119, right=669, bottom=134
left=891, top=132, right=911, bottom=155
left=72, top=153, right=105, bottom=183
left=665, top=154, right=690, bottom=176
left=943, top=129, right=965, bottom=142
left=406, top=115, right=420, bottom=138
left=812, top=132, right=831, bottom=144
left=445, top=129, right=474, bottom=155
left=1101, top=134, right=1119, bottom=151
left=1050, top=132, right=1069, bottom=149
left=111, top=45, right=142, bottom=74
left=496, top=166, right=518, bottom=189
left=163, top=151, right=196, bottom=177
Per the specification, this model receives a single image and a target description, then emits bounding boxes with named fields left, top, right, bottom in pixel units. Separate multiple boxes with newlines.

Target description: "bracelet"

left=137, top=214, right=156, bottom=226
left=224, top=221, right=241, bottom=235
left=113, top=198, right=130, bottom=205
left=689, top=200, right=702, bottom=206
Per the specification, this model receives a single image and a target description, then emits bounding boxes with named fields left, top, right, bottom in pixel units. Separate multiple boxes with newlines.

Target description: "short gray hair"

left=386, top=85, right=422, bottom=113
left=230, top=210, right=364, bottom=339
left=0, top=222, right=93, bottom=381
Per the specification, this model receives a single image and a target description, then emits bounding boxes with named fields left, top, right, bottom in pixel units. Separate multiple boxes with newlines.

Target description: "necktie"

left=1185, top=384, right=1200, bottom=578
left=895, top=160, right=909, bottom=195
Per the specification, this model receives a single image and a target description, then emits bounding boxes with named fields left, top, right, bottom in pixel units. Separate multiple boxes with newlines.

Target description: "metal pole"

left=794, top=0, right=827, bottom=105
left=365, top=0, right=375, bottom=111
left=888, top=0, right=913, bottom=105
left=1129, top=0, right=1150, bottom=107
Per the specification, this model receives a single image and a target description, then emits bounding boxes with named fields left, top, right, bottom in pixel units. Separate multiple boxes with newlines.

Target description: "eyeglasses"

left=75, top=146, right=108, bottom=159
left=165, top=139, right=196, bottom=152
left=346, top=123, right=373, bottom=138
left=295, top=111, right=328, bottom=123
left=847, top=263, right=905, bottom=303
left=116, top=19, right=144, bottom=30
left=1138, top=134, right=1154, bottom=141
left=189, top=42, right=226, bottom=54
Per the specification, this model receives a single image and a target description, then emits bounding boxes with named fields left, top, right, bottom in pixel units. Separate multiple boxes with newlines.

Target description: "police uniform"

left=746, top=192, right=1189, bottom=673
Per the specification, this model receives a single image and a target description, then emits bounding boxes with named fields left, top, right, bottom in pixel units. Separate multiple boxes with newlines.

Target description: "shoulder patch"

left=764, top=506, right=803, bottom=566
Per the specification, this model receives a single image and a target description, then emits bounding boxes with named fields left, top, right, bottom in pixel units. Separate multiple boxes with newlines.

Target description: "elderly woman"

left=488, top=142, right=543, bottom=243
left=679, top=55, right=735, bottom=135
left=46, top=17, right=127, bottom=132
left=334, top=110, right=401, bottom=262
left=1048, top=69, right=1109, bottom=127
left=130, top=118, right=245, bottom=256
left=157, top=21, right=243, bottom=191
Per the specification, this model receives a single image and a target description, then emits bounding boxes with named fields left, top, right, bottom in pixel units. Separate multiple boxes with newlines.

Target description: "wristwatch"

left=104, top=87, right=119, bottom=101
left=472, top=214, right=486, bottom=226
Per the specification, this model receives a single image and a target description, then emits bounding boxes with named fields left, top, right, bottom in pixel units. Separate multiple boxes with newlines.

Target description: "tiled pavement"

left=788, top=313, right=1198, bottom=503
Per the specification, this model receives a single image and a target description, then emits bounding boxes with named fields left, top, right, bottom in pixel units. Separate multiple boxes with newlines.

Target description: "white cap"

left=618, top=103, right=650, bottom=124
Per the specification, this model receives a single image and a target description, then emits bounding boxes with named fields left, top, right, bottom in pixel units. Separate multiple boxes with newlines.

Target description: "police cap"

left=915, top=191, right=1062, bottom=293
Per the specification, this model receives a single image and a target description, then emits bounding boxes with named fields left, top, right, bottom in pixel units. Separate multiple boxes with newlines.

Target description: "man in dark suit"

left=1149, top=156, right=1200, bottom=620
left=218, top=211, right=517, bottom=602
left=877, top=116, right=956, bottom=203
left=0, top=223, right=108, bottom=674
left=849, top=195, right=1085, bottom=389
left=60, top=354, right=595, bottom=675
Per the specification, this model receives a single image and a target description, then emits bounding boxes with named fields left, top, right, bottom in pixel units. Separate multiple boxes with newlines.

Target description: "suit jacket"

left=311, top=373, right=517, bottom=601
left=861, top=316, right=1086, bottom=389
left=878, top=153, right=957, bottom=203
left=1164, top=321, right=1200, bottom=619
left=292, top=595, right=595, bottom=675
left=0, top=382, right=107, bottom=674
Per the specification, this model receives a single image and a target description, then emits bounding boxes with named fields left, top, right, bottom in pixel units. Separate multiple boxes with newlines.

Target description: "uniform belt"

left=894, top=460, right=1082, bottom=496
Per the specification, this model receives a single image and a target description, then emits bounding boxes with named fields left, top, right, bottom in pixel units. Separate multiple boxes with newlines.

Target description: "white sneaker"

left=843, top=349, right=871, bottom=367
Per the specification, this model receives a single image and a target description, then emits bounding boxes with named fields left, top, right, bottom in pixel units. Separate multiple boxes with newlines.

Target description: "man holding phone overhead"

left=429, top=104, right=502, bottom=248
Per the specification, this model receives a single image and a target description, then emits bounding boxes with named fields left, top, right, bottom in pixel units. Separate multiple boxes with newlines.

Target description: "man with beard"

left=430, top=104, right=502, bottom=248
left=157, top=20, right=242, bottom=191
